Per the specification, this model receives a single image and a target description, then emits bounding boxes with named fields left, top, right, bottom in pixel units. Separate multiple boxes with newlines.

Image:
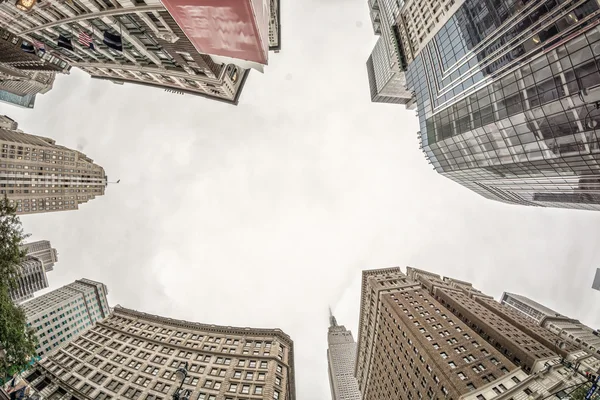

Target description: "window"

left=241, top=385, right=250, bottom=394
left=477, top=395, right=485, bottom=400
left=246, top=372, right=254, bottom=380
left=229, top=384, right=238, bottom=392
left=448, top=361, right=456, bottom=369
left=274, top=391, right=280, bottom=399
left=441, top=352, right=448, bottom=359
left=233, top=371, right=242, bottom=379
left=91, top=372, right=107, bottom=384
left=123, top=387, right=142, bottom=399
left=276, top=365, right=282, bottom=373
left=458, top=372, right=467, bottom=380
left=106, top=380, right=123, bottom=392
left=258, top=373, right=265, bottom=381
left=260, top=361, right=268, bottom=369
left=524, top=388, right=533, bottom=395
left=255, top=386, right=263, bottom=394
left=275, top=376, right=281, bottom=386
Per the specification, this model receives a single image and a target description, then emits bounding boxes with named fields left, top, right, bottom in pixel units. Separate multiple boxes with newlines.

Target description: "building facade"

left=327, top=309, right=360, bottom=400
left=0, top=26, right=69, bottom=108
left=365, top=0, right=414, bottom=106
left=400, top=0, right=600, bottom=210
left=23, top=240, right=58, bottom=272
left=0, top=0, right=281, bottom=105
left=355, top=267, right=600, bottom=400
left=9, top=240, right=58, bottom=304
left=501, top=292, right=600, bottom=357
left=19, top=306, right=296, bottom=400
left=22, top=278, right=110, bottom=357
left=10, top=255, right=49, bottom=304
left=0, top=116, right=107, bottom=215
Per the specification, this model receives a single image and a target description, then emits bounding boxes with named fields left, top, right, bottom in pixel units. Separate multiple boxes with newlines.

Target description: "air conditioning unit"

left=579, top=86, right=600, bottom=104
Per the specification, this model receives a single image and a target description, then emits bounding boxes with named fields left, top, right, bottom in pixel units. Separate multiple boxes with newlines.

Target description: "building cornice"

left=112, top=305, right=296, bottom=400
left=113, top=306, right=293, bottom=345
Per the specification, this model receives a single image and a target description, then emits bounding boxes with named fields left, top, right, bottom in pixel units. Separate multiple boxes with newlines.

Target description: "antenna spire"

left=329, top=306, right=338, bottom=327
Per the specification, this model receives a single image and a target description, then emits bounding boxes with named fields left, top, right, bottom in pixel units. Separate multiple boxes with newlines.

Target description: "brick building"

left=355, top=267, right=600, bottom=400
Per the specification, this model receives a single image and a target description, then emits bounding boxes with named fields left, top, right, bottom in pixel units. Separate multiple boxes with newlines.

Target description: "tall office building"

left=18, top=305, right=296, bottom=400
left=0, top=116, right=107, bottom=215
left=501, top=292, right=600, bottom=357
left=0, top=0, right=281, bottom=106
left=23, top=240, right=58, bottom=272
left=0, top=26, right=70, bottom=108
left=355, top=267, right=600, bottom=400
left=9, top=240, right=58, bottom=303
left=22, top=279, right=109, bottom=357
left=398, top=0, right=600, bottom=210
left=365, top=0, right=414, bottom=106
left=327, top=309, right=361, bottom=400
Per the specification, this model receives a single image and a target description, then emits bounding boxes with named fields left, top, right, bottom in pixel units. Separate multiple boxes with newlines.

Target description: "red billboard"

left=161, top=0, right=269, bottom=65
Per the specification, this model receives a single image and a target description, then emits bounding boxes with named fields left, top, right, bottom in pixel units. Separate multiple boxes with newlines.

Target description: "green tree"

left=0, top=197, right=37, bottom=383
left=568, top=380, right=600, bottom=400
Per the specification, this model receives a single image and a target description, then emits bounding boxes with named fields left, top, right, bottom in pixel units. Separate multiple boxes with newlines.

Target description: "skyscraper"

left=355, top=267, right=600, bottom=400
left=22, top=278, right=109, bottom=357
left=18, top=305, right=296, bottom=400
left=397, top=0, right=600, bottom=210
left=0, top=0, right=281, bottom=106
left=22, top=240, right=58, bottom=272
left=9, top=240, right=58, bottom=304
left=500, top=292, right=600, bottom=357
left=365, top=0, right=414, bottom=106
left=0, top=26, right=70, bottom=108
left=327, top=308, right=361, bottom=400
left=0, top=116, right=107, bottom=215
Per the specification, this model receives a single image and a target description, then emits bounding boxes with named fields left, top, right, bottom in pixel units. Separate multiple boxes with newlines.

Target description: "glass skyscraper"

left=403, top=0, right=600, bottom=210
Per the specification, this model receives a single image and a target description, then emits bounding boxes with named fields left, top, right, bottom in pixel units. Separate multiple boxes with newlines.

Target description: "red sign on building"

left=161, top=0, right=269, bottom=65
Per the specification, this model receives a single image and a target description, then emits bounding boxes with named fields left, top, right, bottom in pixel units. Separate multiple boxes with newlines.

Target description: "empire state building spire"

left=329, top=306, right=338, bottom=327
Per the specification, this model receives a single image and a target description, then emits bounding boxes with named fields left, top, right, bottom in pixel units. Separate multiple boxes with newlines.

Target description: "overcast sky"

left=2, top=0, right=600, bottom=398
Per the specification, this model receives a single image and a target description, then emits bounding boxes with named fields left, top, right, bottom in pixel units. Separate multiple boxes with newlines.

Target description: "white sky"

left=3, top=0, right=600, bottom=398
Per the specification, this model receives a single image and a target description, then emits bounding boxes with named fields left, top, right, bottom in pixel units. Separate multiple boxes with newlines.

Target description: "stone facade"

left=21, top=306, right=296, bottom=400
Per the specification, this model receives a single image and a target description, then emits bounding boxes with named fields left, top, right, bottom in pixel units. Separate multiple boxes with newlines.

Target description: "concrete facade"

left=23, top=240, right=58, bottom=272
left=22, top=279, right=109, bottom=357
left=0, top=116, right=107, bottom=215
left=327, top=310, right=360, bottom=400
left=20, top=306, right=296, bottom=400
left=9, top=240, right=58, bottom=304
